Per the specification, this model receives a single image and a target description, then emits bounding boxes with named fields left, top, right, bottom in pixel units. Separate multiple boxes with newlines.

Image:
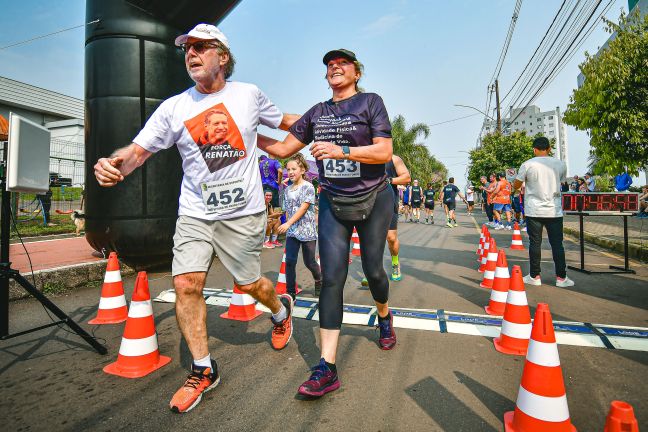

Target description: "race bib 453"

left=323, top=159, right=360, bottom=178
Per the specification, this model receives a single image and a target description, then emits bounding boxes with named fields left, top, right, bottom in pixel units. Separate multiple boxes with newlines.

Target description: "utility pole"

left=495, top=79, right=502, bottom=133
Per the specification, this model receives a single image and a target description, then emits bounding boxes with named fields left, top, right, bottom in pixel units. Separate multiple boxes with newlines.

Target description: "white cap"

left=174, top=24, right=229, bottom=49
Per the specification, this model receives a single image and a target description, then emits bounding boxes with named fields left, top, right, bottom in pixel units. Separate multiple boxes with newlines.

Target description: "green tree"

left=563, top=10, right=648, bottom=176
left=467, top=132, right=535, bottom=185
left=391, top=115, right=447, bottom=186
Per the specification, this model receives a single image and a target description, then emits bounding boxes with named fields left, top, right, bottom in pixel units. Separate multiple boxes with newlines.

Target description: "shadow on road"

left=405, top=376, right=497, bottom=432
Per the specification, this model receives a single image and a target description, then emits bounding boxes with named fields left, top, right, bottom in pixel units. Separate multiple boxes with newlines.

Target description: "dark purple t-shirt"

left=259, top=157, right=281, bottom=190
left=289, top=92, right=391, bottom=197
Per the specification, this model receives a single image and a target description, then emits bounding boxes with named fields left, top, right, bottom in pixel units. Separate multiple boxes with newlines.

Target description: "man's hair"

left=213, top=40, right=235, bottom=79
left=427, top=183, right=431, bottom=189
left=204, top=109, right=228, bottom=125
left=449, top=177, right=455, bottom=183
left=480, top=176, right=487, bottom=181
left=533, top=136, right=550, bottom=151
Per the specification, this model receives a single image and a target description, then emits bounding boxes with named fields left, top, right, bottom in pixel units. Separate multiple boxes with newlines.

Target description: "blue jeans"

left=526, top=216, right=566, bottom=278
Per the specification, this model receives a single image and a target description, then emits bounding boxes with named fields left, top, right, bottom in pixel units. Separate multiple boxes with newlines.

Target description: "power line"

left=507, top=0, right=609, bottom=125
left=0, top=20, right=100, bottom=51
left=428, top=112, right=481, bottom=127
left=489, top=0, right=524, bottom=84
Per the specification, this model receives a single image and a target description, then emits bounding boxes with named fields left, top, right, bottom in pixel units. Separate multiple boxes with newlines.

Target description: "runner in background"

left=402, top=182, right=411, bottom=222
left=277, top=153, right=322, bottom=299
left=259, top=155, right=283, bottom=240
left=410, top=179, right=423, bottom=223
left=465, top=183, right=475, bottom=216
left=440, top=180, right=449, bottom=222
left=423, top=183, right=435, bottom=224
left=385, top=155, right=410, bottom=281
left=440, top=177, right=467, bottom=227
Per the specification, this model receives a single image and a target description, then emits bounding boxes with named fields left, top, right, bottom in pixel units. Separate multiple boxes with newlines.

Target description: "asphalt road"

left=1, top=207, right=646, bottom=431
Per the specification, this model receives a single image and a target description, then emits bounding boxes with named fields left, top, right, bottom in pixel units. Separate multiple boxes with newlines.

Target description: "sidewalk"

left=563, top=214, right=648, bottom=261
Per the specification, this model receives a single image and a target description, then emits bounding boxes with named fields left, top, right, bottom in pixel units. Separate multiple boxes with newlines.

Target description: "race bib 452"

left=200, top=177, right=247, bottom=214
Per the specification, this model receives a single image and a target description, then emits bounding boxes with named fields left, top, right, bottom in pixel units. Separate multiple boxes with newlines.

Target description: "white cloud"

left=361, top=14, right=404, bottom=37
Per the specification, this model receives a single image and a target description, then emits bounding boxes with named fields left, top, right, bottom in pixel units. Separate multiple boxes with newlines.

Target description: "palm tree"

left=391, top=115, right=447, bottom=186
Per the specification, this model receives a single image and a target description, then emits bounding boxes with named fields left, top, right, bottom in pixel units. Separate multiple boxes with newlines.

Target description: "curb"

left=563, top=227, right=648, bottom=262
left=9, top=260, right=136, bottom=301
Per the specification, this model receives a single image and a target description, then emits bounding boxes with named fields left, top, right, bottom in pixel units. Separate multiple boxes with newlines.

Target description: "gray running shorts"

left=172, top=211, right=266, bottom=285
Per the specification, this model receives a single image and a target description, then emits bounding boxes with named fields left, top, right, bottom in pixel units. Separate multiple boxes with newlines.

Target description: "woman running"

left=258, top=48, right=395, bottom=397
left=277, top=154, right=322, bottom=299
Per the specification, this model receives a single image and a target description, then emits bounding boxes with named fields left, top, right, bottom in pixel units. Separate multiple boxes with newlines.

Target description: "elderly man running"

left=94, top=24, right=298, bottom=413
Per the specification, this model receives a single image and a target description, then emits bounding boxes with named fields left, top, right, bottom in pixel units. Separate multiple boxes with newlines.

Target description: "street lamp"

left=453, top=104, right=496, bottom=122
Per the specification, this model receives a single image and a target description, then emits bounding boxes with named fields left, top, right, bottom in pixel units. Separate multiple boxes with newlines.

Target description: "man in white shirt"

left=513, top=136, right=575, bottom=288
left=93, top=24, right=298, bottom=413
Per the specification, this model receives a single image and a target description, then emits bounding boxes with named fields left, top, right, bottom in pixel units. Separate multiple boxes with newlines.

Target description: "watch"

left=341, top=145, right=351, bottom=159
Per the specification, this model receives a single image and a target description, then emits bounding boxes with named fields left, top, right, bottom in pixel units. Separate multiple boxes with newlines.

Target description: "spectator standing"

left=259, top=154, right=283, bottom=210
left=569, top=175, right=579, bottom=192
left=584, top=173, right=596, bottom=192
left=514, top=136, right=574, bottom=288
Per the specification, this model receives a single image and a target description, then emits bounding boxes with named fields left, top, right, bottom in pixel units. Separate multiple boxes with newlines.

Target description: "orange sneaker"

left=271, top=294, right=293, bottom=350
left=169, top=360, right=220, bottom=413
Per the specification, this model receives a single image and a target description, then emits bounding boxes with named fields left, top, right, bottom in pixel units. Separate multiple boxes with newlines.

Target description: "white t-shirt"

left=516, top=156, right=567, bottom=217
left=133, top=82, right=283, bottom=220
left=466, top=188, right=474, bottom=201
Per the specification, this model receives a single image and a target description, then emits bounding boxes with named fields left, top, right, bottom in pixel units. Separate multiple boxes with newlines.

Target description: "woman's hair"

left=214, top=40, right=236, bottom=79
left=287, top=153, right=309, bottom=178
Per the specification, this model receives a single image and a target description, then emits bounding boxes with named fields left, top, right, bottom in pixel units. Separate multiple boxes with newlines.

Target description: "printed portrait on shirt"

left=184, top=104, right=246, bottom=173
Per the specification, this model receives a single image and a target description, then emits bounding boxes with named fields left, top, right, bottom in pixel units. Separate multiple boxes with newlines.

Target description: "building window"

left=550, top=130, right=554, bottom=134
left=514, top=122, right=519, bottom=125
left=549, top=116, right=554, bottom=120
left=537, top=118, right=541, bottom=121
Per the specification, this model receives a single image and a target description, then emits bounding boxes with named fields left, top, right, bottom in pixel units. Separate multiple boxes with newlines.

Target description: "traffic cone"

left=494, top=265, right=531, bottom=356
left=351, top=228, right=361, bottom=256
left=504, top=303, right=577, bottom=432
left=510, top=222, right=525, bottom=250
left=274, top=250, right=301, bottom=295
left=104, top=272, right=171, bottom=378
left=89, top=252, right=128, bottom=325
left=477, top=225, right=487, bottom=256
left=485, top=250, right=510, bottom=315
left=220, top=285, right=263, bottom=321
left=604, top=401, right=639, bottom=432
left=480, top=239, right=499, bottom=289
left=478, top=234, right=491, bottom=272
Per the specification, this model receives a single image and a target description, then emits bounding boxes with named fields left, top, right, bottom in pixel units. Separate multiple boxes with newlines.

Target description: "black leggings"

left=318, top=185, right=393, bottom=329
left=285, top=237, right=321, bottom=296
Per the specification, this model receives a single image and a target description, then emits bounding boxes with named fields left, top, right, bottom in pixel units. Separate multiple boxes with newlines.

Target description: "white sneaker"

left=556, top=276, right=575, bottom=288
left=505, top=225, right=512, bottom=230
left=521, top=226, right=527, bottom=232
left=523, top=274, right=542, bottom=286
left=494, top=224, right=504, bottom=230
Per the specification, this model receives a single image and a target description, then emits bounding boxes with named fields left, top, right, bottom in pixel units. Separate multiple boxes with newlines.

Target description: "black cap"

left=533, top=136, right=550, bottom=150
left=323, top=49, right=357, bottom=65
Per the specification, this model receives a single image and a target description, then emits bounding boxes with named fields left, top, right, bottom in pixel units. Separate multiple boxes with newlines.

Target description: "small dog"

left=71, top=210, right=85, bottom=236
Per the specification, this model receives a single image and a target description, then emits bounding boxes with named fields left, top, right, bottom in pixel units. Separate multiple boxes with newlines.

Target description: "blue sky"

left=1, top=0, right=640, bottom=188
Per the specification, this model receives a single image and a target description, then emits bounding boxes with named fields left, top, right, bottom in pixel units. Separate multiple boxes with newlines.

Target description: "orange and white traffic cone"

left=89, top=252, right=128, bottom=325
left=480, top=239, right=499, bottom=289
left=494, top=265, right=531, bottom=356
left=604, top=401, right=639, bottom=432
left=504, top=303, right=577, bottom=432
left=477, top=225, right=487, bottom=257
left=274, top=250, right=301, bottom=295
left=478, top=234, right=492, bottom=272
left=351, top=228, right=361, bottom=257
left=510, top=222, right=525, bottom=250
left=485, top=250, right=510, bottom=315
left=104, top=271, right=171, bottom=378
left=220, top=285, right=263, bottom=321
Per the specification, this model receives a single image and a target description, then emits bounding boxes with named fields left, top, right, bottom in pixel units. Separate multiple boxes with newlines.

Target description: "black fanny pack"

left=326, top=182, right=387, bottom=221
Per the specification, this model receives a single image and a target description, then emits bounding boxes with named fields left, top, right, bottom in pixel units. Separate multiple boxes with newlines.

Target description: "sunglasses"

left=180, top=41, right=219, bottom=54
